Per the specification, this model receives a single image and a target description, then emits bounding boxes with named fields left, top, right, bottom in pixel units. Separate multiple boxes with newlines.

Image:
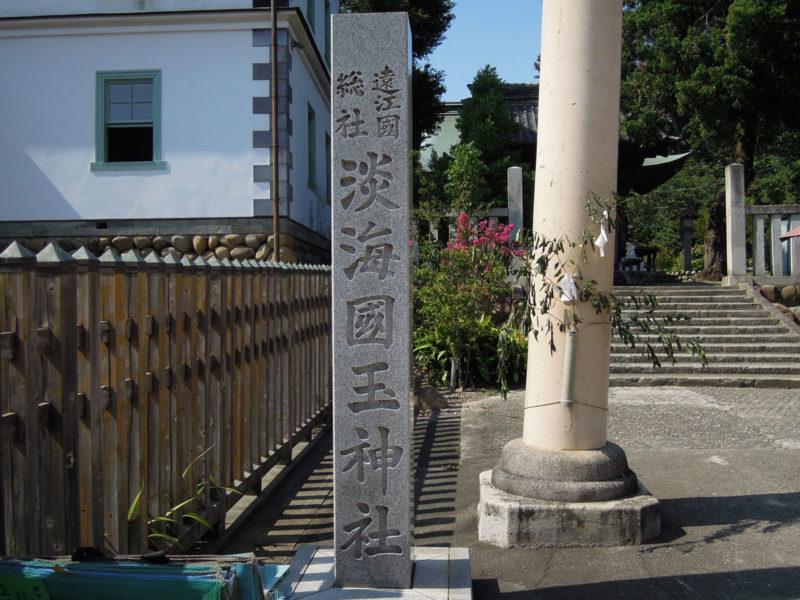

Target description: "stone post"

left=507, top=166, right=523, bottom=239
left=790, top=214, right=800, bottom=276
left=479, top=0, right=660, bottom=548
left=770, top=214, right=784, bottom=276
left=753, top=215, right=766, bottom=276
left=725, top=163, right=747, bottom=280
left=331, top=12, right=413, bottom=589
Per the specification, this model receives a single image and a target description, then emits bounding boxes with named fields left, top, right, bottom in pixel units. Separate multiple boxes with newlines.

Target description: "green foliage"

left=414, top=214, right=527, bottom=392
left=622, top=1, right=800, bottom=275
left=623, top=156, right=721, bottom=269
left=414, top=250, right=512, bottom=387
left=340, top=0, right=454, bottom=60
left=622, top=0, right=800, bottom=177
left=455, top=65, right=521, bottom=205
left=445, top=142, right=489, bottom=213
left=127, top=446, right=239, bottom=551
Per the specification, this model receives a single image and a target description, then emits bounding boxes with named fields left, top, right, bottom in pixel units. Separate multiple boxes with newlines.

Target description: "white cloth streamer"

left=595, top=210, right=609, bottom=257
left=557, top=273, right=579, bottom=303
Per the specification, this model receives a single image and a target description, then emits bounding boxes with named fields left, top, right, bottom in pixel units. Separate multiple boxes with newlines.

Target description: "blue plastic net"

left=0, top=557, right=290, bottom=600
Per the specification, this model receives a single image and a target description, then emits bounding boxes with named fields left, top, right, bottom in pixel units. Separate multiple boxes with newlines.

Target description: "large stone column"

left=479, top=0, right=660, bottom=548
left=522, top=0, right=620, bottom=451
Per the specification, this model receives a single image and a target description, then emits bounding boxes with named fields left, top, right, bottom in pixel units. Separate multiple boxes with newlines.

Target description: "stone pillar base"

left=478, top=470, right=661, bottom=548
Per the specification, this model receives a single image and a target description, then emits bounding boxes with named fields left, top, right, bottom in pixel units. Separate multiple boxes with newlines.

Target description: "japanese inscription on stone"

left=331, top=12, right=412, bottom=589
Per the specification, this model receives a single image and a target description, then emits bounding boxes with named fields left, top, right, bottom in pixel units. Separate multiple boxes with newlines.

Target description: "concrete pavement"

left=217, top=387, right=800, bottom=598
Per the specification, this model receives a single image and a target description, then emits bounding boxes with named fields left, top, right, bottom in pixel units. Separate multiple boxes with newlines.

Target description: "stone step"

left=614, top=324, right=790, bottom=335
left=609, top=362, right=800, bottom=375
left=614, top=285, right=743, bottom=296
left=613, top=333, right=799, bottom=345
left=608, top=372, right=800, bottom=388
left=620, top=310, right=770, bottom=320
left=621, top=304, right=758, bottom=314
left=610, top=342, right=800, bottom=354
left=616, top=295, right=756, bottom=305
left=611, top=352, right=800, bottom=364
left=609, top=284, right=800, bottom=387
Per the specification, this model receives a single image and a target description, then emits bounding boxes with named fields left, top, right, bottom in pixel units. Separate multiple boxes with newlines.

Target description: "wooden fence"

left=0, top=242, right=331, bottom=556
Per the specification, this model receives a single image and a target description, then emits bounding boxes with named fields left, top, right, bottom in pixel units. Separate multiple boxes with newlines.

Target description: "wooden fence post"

left=0, top=242, right=36, bottom=556
left=206, top=256, right=225, bottom=496
left=143, top=252, right=169, bottom=541
left=163, top=253, right=186, bottom=537
left=73, top=247, right=102, bottom=549
left=35, top=243, right=78, bottom=555
left=121, top=250, right=148, bottom=553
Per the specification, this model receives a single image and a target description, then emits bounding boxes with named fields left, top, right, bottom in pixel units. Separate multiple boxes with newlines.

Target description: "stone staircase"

left=610, top=284, right=800, bottom=387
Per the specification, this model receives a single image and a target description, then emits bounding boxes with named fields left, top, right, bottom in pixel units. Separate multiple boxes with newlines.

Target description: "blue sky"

left=427, top=0, right=544, bottom=102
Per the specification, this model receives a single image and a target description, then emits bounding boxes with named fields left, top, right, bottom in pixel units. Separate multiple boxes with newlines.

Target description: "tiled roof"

left=505, top=84, right=539, bottom=145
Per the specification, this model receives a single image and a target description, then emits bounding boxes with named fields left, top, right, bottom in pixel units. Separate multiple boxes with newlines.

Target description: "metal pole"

left=271, top=0, right=281, bottom=259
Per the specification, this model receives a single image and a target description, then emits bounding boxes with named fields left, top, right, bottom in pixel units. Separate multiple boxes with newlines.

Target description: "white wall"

left=0, top=1, right=252, bottom=18
left=1, top=21, right=267, bottom=220
left=0, top=7, right=336, bottom=238
left=289, top=42, right=331, bottom=238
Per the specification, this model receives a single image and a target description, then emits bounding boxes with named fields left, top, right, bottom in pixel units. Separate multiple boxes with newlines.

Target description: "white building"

left=0, top=0, right=337, bottom=261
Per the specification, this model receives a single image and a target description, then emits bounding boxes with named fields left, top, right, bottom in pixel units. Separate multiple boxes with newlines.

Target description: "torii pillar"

left=478, top=0, right=661, bottom=547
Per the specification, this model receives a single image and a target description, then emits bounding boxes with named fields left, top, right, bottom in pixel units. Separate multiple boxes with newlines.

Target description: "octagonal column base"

left=478, top=470, right=661, bottom=548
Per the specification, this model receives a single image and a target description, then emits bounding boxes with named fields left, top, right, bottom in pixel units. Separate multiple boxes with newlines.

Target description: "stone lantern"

left=678, top=207, right=699, bottom=272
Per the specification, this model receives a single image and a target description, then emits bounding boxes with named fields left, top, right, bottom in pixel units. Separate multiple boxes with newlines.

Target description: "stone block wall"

left=759, top=283, right=800, bottom=322
left=0, top=218, right=331, bottom=265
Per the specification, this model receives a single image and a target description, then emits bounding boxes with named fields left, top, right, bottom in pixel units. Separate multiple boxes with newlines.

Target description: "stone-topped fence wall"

left=0, top=217, right=331, bottom=266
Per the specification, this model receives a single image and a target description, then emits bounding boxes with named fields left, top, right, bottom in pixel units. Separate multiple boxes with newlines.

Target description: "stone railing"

left=725, top=163, right=800, bottom=285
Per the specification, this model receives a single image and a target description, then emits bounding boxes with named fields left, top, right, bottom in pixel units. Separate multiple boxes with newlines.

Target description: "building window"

left=91, top=70, right=165, bottom=171
left=307, top=0, right=316, bottom=33
left=325, top=132, right=331, bottom=205
left=307, top=103, right=317, bottom=189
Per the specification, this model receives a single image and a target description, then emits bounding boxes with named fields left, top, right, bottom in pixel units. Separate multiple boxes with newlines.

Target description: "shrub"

left=413, top=213, right=527, bottom=392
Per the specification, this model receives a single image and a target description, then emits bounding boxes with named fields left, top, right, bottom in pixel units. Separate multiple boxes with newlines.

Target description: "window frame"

left=91, top=69, right=166, bottom=172
left=307, top=0, right=316, bottom=33
left=307, top=102, right=317, bottom=190
left=325, top=132, right=331, bottom=205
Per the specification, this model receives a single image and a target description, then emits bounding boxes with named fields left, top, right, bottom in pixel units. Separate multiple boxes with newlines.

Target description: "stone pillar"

left=507, top=166, right=523, bottom=239
left=725, top=163, right=747, bottom=279
left=479, top=0, right=660, bottom=549
left=331, top=12, right=413, bottom=589
left=770, top=214, right=784, bottom=276
left=753, top=214, right=766, bottom=276
left=790, top=214, right=800, bottom=277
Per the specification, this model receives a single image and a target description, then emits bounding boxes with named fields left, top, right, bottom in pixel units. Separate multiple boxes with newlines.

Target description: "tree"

left=445, top=142, right=489, bottom=214
left=341, top=0, right=455, bottom=148
left=456, top=66, right=521, bottom=207
left=621, top=0, right=800, bottom=278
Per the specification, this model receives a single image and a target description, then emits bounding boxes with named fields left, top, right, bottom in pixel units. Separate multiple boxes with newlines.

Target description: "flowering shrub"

left=447, top=212, right=524, bottom=256
left=414, top=213, right=527, bottom=391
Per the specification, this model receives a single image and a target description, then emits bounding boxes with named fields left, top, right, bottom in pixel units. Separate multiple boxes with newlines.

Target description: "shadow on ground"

left=474, top=566, right=800, bottom=599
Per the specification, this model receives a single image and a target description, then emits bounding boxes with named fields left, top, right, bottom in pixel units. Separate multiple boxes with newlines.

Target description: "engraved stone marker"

left=331, top=12, right=413, bottom=589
